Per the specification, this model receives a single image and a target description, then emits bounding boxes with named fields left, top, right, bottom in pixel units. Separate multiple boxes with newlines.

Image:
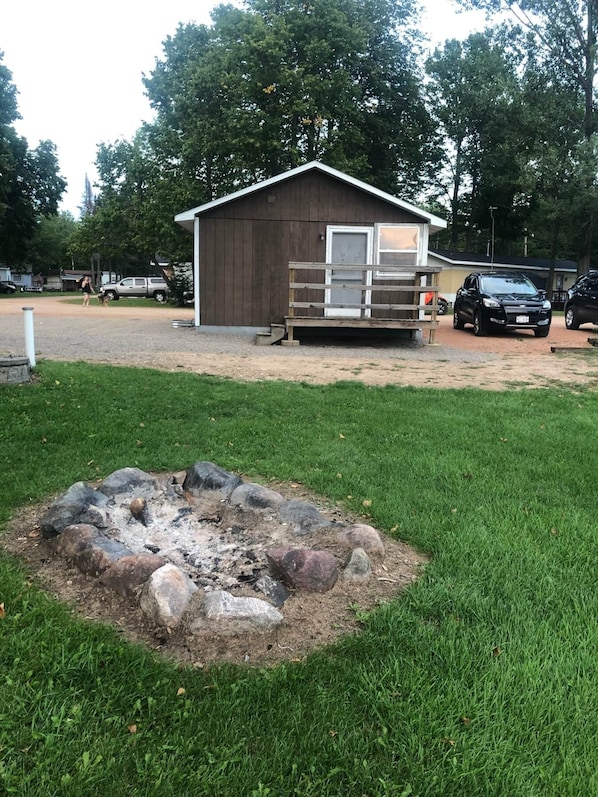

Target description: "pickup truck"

left=99, top=276, right=169, bottom=302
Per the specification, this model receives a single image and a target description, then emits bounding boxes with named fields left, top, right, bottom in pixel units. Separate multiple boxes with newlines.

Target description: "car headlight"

left=482, top=297, right=500, bottom=308
left=543, top=299, right=551, bottom=309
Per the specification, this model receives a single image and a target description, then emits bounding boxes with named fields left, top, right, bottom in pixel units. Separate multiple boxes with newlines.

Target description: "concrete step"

left=255, top=325, right=287, bottom=345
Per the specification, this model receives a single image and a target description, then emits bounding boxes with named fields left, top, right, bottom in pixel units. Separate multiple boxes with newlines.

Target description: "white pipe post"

left=22, top=306, right=36, bottom=367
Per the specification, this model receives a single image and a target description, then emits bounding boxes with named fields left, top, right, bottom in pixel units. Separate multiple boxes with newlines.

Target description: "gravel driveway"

left=2, top=296, right=597, bottom=390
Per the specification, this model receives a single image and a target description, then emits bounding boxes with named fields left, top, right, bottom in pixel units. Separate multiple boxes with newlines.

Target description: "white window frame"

left=374, top=223, right=427, bottom=278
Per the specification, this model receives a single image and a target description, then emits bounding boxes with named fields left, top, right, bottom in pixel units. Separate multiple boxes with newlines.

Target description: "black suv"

left=564, top=271, right=598, bottom=329
left=453, top=271, right=552, bottom=337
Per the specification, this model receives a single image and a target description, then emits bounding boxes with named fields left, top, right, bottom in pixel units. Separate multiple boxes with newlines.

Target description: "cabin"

left=175, top=161, right=447, bottom=344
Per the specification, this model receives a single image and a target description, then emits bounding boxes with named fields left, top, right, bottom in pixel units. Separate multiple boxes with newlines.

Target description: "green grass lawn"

left=1, top=361, right=597, bottom=796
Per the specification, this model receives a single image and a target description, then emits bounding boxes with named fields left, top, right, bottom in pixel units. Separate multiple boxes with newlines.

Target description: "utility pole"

left=489, top=207, right=497, bottom=267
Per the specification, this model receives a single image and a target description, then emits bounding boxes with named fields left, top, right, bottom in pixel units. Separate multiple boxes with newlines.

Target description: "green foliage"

left=163, top=265, right=192, bottom=306
left=426, top=30, right=529, bottom=250
left=26, top=212, right=79, bottom=274
left=1, top=363, right=598, bottom=794
left=453, top=0, right=598, bottom=267
left=78, top=0, right=435, bottom=271
left=0, top=52, right=66, bottom=266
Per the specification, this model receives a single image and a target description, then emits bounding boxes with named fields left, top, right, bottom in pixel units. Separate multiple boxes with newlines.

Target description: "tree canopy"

left=0, top=52, right=66, bottom=266
left=37, top=0, right=598, bottom=274
left=453, top=0, right=598, bottom=269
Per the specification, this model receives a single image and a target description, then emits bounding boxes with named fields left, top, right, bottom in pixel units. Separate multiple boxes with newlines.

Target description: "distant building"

left=428, top=250, right=578, bottom=306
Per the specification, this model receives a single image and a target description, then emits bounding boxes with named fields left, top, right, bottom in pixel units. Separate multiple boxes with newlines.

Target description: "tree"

left=143, top=0, right=435, bottom=199
left=455, top=0, right=598, bottom=271
left=0, top=52, right=66, bottom=266
left=78, top=0, right=436, bottom=270
left=426, top=30, right=528, bottom=251
left=80, top=174, right=97, bottom=218
left=70, top=129, right=192, bottom=274
left=26, top=212, right=79, bottom=274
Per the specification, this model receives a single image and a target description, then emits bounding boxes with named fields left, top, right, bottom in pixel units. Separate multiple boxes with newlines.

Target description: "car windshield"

left=479, top=275, right=537, bottom=296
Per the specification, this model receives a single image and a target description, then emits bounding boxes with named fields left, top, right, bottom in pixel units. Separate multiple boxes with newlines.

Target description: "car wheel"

left=534, top=327, right=550, bottom=338
left=437, top=300, right=448, bottom=316
left=565, top=306, right=580, bottom=329
left=473, top=311, right=486, bottom=336
left=105, top=291, right=118, bottom=301
left=154, top=291, right=167, bottom=303
left=453, top=310, right=465, bottom=330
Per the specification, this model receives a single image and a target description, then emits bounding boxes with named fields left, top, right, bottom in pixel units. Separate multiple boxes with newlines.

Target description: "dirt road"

left=1, top=295, right=597, bottom=390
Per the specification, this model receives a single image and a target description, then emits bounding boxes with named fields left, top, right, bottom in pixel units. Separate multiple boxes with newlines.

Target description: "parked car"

left=0, top=281, right=17, bottom=294
left=99, top=276, right=169, bottom=302
left=564, top=271, right=598, bottom=329
left=453, top=271, right=552, bottom=337
left=424, top=291, right=449, bottom=315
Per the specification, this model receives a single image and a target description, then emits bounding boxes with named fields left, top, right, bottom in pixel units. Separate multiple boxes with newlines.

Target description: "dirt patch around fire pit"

left=1, top=476, right=427, bottom=668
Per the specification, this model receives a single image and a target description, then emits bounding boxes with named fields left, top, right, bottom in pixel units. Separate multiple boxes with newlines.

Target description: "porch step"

left=255, top=324, right=287, bottom=346
left=171, top=319, right=194, bottom=328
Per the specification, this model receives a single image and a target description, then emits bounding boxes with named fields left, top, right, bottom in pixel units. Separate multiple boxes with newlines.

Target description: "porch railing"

left=287, top=261, right=443, bottom=343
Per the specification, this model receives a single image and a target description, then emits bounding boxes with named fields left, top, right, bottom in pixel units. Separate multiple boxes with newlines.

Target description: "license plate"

left=516, top=315, right=529, bottom=324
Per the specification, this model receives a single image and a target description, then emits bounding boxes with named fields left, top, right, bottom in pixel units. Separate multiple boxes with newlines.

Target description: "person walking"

left=81, top=276, right=95, bottom=306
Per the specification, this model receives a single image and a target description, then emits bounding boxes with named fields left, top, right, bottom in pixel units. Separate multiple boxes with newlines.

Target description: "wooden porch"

left=281, top=261, right=443, bottom=345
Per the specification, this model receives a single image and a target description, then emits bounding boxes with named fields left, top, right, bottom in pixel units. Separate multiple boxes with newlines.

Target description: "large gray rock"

left=183, top=462, right=243, bottom=498
left=71, top=535, right=134, bottom=577
left=51, top=523, right=98, bottom=556
left=343, top=547, right=372, bottom=580
left=254, top=574, right=290, bottom=607
left=336, top=524, right=385, bottom=557
left=266, top=547, right=339, bottom=593
left=139, top=563, right=198, bottom=627
left=40, top=482, right=109, bottom=539
left=191, top=590, right=283, bottom=635
left=97, top=468, right=159, bottom=499
left=229, top=483, right=284, bottom=512
left=278, top=500, right=331, bottom=536
left=78, top=504, right=112, bottom=529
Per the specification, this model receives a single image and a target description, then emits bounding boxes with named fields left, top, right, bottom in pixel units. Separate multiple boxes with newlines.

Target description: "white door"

left=326, top=228, right=372, bottom=318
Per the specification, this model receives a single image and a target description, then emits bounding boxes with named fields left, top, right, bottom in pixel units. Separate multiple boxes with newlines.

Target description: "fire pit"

left=10, top=462, right=427, bottom=666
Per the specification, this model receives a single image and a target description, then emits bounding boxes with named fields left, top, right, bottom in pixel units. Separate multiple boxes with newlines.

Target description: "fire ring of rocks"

left=33, top=462, right=426, bottom=665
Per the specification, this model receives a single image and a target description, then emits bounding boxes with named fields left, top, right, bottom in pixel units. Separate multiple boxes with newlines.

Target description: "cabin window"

left=375, top=224, right=421, bottom=278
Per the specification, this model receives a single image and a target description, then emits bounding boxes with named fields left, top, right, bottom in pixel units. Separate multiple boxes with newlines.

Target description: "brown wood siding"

left=198, top=170, right=425, bottom=327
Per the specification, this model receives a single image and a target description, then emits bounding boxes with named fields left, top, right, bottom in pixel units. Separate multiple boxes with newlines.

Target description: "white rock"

left=190, top=590, right=283, bottom=635
left=139, top=563, right=198, bottom=627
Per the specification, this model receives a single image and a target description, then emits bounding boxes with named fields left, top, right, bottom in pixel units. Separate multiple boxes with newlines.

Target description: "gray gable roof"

left=175, top=161, right=447, bottom=233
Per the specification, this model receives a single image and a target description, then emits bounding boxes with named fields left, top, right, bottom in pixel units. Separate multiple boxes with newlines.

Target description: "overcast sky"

left=0, top=0, right=487, bottom=217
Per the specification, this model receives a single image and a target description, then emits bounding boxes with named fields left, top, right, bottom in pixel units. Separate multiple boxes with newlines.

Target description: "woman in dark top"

left=81, top=276, right=94, bottom=306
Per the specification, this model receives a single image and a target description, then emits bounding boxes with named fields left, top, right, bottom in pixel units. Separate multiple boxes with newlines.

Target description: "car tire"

left=105, top=291, right=118, bottom=301
left=534, top=327, right=550, bottom=337
left=453, top=311, right=465, bottom=330
left=473, top=311, right=486, bottom=336
left=154, top=291, right=167, bottom=303
left=565, top=306, right=580, bottom=329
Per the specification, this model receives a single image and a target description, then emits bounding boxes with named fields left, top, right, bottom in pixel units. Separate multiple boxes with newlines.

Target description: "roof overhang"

left=428, top=251, right=577, bottom=273
left=175, top=161, right=447, bottom=233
